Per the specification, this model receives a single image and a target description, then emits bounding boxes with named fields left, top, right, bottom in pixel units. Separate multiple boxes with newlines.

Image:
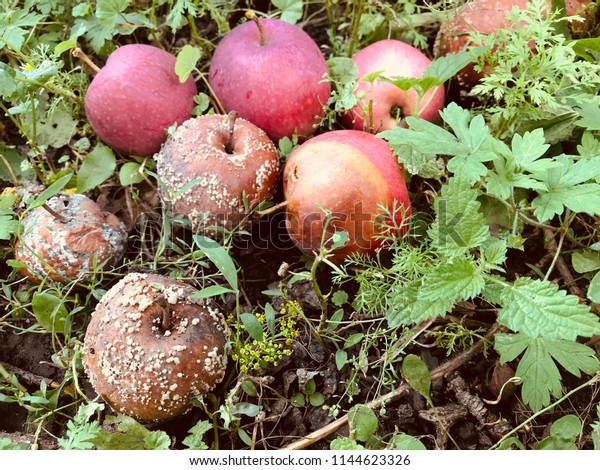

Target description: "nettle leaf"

left=429, top=176, right=490, bottom=256
left=497, top=277, right=600, bottom=340
left=418, top=258, right=485, bottom=303
left=378, top=128, right=436, bottom=176
left=495, top=333, right=600, bottom=412
left=182, top=420, right=212, bottom=450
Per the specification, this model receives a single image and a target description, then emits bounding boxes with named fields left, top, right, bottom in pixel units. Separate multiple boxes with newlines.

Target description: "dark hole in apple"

left=390, top=105, right=403, bottom=122
left=291, top=165, right=299, bottom=181
left=89, top=347, right=95, bottom=355
left=223, top=142, right=235, bottom=155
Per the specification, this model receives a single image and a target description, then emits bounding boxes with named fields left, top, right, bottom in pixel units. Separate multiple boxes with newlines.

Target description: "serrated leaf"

left=331, top=290, right=348, bottom=306
left=93, top=415, right=161, bottom=450
left=575, top=99, right=600, bottom=131
left=182, top=420, right=212, bottom=450
left=240, top=313, right=264, bottom=342
left=330, top=436, right=365, bottom=450
left=76, top=146, right=116, bottom=193
left=386, top=285, right=454, bottom=326
left=496, top=333, right=600, bottom=412
left=497, top=277, right=600, bottom=340
left=418, top=258, right=484, bottom=302
left=327, top=56, right=358, bottom=83
left=0, top=215, right=20, bottom=240
left=272, top=0, right=303, bottom=24
left=510, top=129, right=550, bottom=172
left=481, top=237, right=507, bottom=268
left=144, top=431, right=170, bottom=450
left=194, top=235, right=238, bottom=291
left=175, top=45, right=200, bottom=83
left=378, top=128, right=437, bottom=175
left=95, top=0, right=129, bottom=30
left=402, top=354, right=431, bottom=400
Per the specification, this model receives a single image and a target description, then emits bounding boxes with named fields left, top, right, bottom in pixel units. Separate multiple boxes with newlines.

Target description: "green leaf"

left=0, top=63, right=17, bottom=99
left=194, top=235, right=238, bottom=291
left=536, top=415, right=582, bottom=450
left=175, top=45, right=200, bottom=83
left=391, top=434, right=427, bottom=450
left=290, top=392, right=305, bottom=407
left=0, top=10, right=43, bottom=52
left=309, top=392, right=325, bottom=407
left=588, top=271, right=600, bottom=303
left=54, top=38, right=77, bottom=56
left=429, top=176, right=490, bottom=256
left=402, top=354, right=431, bottom=401
left=348, top=405, right=378, bottom=442
left=240, top=313, right=264, bottom=342
left=327, top=57, right=358, bottom=83
left=510, top=129, right=550, bottom=173
left=497, top=277, right=600, bottom=340
left=93, top=415, right=168, bottom=450
left=95, top=0, right=129, bottom=30
left=326, top=308, right=344, bottom=333
left=418, top=258, right=485, bottom=303
left=571, top=250, right=600, bottom=274
left=386, top=285, right=454, bottom=326
left=330, top=436, right=365, bottom=450
left=423, top=46, right=488, bottom=83
left=237, top=428, right=253, bottom=446
left=0, top=215, right=19, bottom=240
left=31, top=291, right=70, bottom=335
left=76, top=146, right=116, bottom=193
left=331, top=290, right=348, bottom=306
left=119, top=162, right=144, bottom=186
left=344, top=333, right=364, bottom=349
left=191, top=285, right=234, bottom=299
left=272, top=0, right=303, bottom=24
left=265, top=302, right=276, bottom=336
left=335, top=349, right=348, bottom=370
left=495, top=333, right=600, bottom=412
left=181, top=420, right=212, bottom=449
left=144, top=431, right=171, bottom=450
left=241, top=380, right=258, bottom=397
left=575, top=99, right=600, bottom=131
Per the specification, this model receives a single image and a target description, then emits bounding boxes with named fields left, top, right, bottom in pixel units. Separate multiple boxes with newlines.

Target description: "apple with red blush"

left=209, top=13, right=331, bottom=142
left=344, top=39, right=446, bottom=133
left=283, top=130, right=411, bottom=263
left=84, top=44, right=197, bottom=156
left=434, top=0, right=593, bottom=88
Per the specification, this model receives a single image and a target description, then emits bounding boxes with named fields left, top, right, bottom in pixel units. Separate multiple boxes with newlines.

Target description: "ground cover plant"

left=0, top=0, right=600, bottom=450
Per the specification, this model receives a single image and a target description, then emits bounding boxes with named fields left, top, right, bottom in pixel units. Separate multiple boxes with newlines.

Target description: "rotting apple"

left=343, top=39, right=446, bottom=133
left=154, top=112, right=280, bottom=232
left=283, top=130, right=411, bottom=263
left=84, top=44, right=197, bottom=156
left=208, top=12, right=331, bottom=143
left=83, top=272, right=229, bottom=422
left=434, top=0, right=593, bottom=88
left=15, top=193, right=127, bottom=283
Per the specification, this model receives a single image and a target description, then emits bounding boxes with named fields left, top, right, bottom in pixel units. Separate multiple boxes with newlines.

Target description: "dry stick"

left=283, top=323, right=503, bottom=450
left=72, top=48, right=101, bottom=74
left=1, top=361, right=61, bottom=390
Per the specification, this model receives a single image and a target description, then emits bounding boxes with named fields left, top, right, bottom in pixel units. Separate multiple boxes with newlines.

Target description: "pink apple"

left=283, top=130, right=411, bottom=263
left=85, top=44, right=197, bottom=156
left=344, top=39, right=445, bottom=132
left=208, top=15, right=331, bottom=142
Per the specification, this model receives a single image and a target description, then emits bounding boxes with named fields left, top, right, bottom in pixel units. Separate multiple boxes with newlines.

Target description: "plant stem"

left=245, top=11, right=266, bottom=46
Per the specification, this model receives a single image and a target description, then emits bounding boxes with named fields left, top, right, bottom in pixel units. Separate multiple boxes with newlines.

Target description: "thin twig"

left=283, top=323, right=503, bottom=450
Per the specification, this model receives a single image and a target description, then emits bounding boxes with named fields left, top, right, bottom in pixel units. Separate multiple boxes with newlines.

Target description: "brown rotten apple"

left=85, top=44, right=197, bottom=156
left=15, top=194, right=127, bottom=283
left=83, top=272, right=229, bottom=422
left=434, top=0, right=593, bottom=88
left=154, top=113, right=280, bottom=231
left=283, top=130, right=411, bottom=263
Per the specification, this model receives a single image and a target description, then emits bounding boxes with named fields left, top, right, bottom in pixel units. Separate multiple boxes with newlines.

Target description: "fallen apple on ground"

left=283, top=130, right=411, bottom=263
left=154, top=112, right=280, bottom=232
left=434, top=0, right=593, bottom=88
left=209, top=13, right=331, bottom=142
left=84, top=44, right=197, bottom=156
left=344, top=39, right=446, bottom=132
left=83, top=272, right=229, bottom=422
left=15, top=193, right=127, bottom=283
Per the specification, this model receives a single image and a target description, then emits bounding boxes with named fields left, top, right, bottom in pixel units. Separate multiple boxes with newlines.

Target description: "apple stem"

left=42, top=203, right=68, bottom=224
left=225, top=110, right=238, bottom=154
left=156, top=295, right=171, bottom=332
left=245, top=11, right=266, bottom=46
left=72, top=48, right=101, bottom=74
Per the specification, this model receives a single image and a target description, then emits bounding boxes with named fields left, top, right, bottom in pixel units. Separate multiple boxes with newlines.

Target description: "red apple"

left=208, top=14, right=331, bottom=142
left=283, top=130, right=411, bottom=263
left=154, top=113, right=280, bottom=231
left=434, top=0, right=593, bottom=88
left=85, top=44, right=197, bottom=156
left=344, top=39, right=445, bottom=132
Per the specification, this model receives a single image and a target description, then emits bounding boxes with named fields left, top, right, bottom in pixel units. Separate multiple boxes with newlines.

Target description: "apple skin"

left=85, top=44, right=197, bottom=156
left=154, top=114, right=280, bottom=231
left=283, top=130, right=411, bottom=263
left=434, top=0, right=593, bottom=88
left=208, top=18, right=331, bottom=143
left=344, top=39, right=445, bottom=132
